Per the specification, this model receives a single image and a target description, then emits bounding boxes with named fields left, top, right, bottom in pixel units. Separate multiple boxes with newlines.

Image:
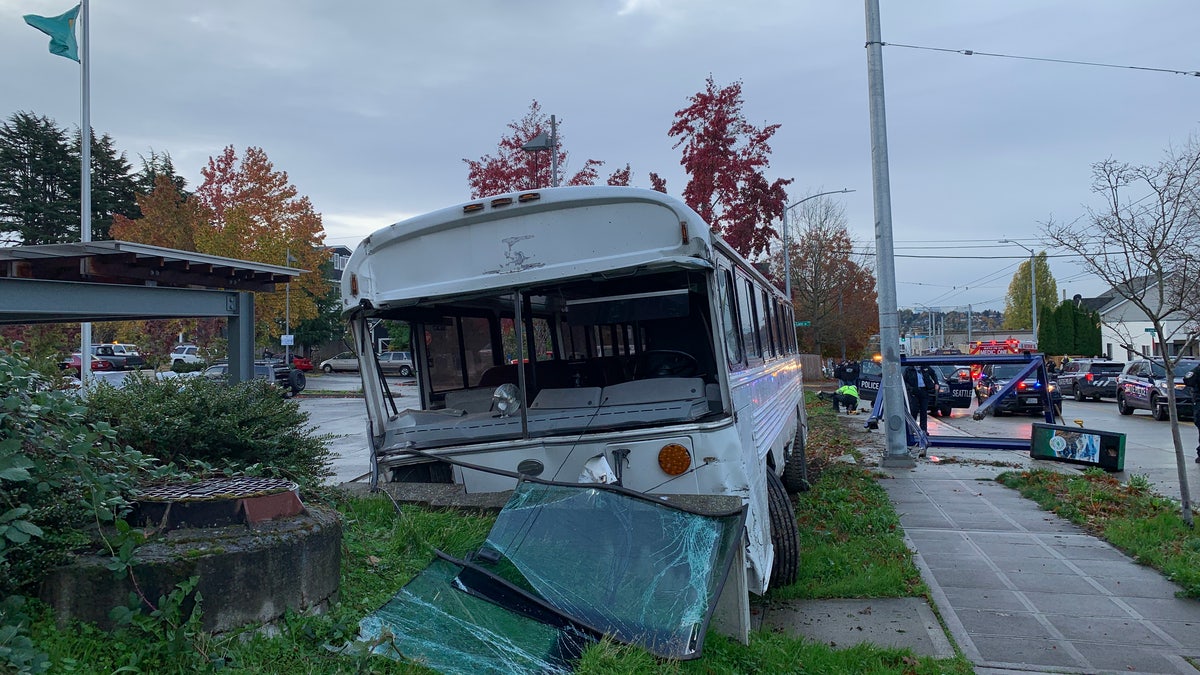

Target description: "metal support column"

left=227, top=292, right=255, bottom=384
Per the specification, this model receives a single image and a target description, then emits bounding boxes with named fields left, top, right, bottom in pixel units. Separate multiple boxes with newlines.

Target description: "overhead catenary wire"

left=871, top=41, right=1200, bottom=78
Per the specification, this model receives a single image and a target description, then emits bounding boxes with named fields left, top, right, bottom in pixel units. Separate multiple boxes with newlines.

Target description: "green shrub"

left=0, top=345, right=154, bottom=598
left=0, top=345, right=158, bottom=673
left=85, top=375, right=333, bottom=491
left=169, top=361, right=206, bottom=374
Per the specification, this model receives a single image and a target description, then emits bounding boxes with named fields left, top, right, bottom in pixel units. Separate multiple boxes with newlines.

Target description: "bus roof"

left=342, top=187, right=722, bottom=312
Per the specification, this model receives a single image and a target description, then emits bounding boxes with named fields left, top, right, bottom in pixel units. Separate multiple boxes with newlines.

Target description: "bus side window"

left=719, top=269, right=743, bottom=366
left=738, top=277, right=760, bottom=360
left=760, top=288, right=775, bottom=359
left=786, top=305, right=796, bottom=352
left=777, top=297, right=787, bottom=355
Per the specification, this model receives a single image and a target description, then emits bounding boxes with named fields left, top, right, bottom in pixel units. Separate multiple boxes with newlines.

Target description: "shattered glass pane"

left=469, top=481, right=746, bottom=659
left=354, top=557, right=594, bottom=675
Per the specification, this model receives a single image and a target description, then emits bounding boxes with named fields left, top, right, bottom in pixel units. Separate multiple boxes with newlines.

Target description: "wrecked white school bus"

left=339, top=186, right=807, bottom=597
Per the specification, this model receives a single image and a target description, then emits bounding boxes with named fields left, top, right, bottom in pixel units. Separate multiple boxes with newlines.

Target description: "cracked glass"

left=353, top=479, right=745, bottom=670
left=468, top=480, right=745, bottom=659
left=353, top=556, right=593, bottom=675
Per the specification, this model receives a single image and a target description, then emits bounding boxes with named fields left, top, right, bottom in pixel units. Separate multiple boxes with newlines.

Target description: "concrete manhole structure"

left=41, top=477, right=341, bottom=633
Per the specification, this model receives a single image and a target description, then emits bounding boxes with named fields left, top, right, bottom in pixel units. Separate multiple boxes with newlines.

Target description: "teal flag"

left=23, top=5, right=81, bottom=62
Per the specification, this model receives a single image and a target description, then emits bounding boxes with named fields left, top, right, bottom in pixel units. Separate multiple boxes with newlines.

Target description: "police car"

left=857, top=359, right=972, bottom=417
left=930, top=364, right=973, bottom=416
left=856, top=358, right=882, bottom=403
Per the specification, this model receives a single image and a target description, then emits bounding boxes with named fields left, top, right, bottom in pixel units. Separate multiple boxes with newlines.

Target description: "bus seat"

left=443, top=388, right=496, bottom=414
left=479, top=364, right=520, bottom=387
left=530, top=387, right=602, bottom=409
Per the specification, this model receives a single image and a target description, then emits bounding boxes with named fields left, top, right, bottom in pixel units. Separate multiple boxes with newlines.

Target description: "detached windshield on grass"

left=353, top=479, right=746, bottom=670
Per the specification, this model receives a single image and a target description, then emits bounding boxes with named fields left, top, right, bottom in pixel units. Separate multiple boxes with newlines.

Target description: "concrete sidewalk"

left=873, top=443, right=1200, bottom=674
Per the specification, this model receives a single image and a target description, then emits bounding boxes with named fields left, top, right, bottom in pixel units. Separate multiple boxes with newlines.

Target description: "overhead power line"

left=873, top=41, right=1200, bottom=78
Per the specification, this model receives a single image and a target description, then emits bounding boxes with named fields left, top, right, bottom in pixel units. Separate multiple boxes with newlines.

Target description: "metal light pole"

left=782, top=189, right=855, bottom=300
left=284, top=249, right=296, bottom=365
left=915, top=303, right=937, bottom=352
left=520, top=115, right=558, bottom=188
left=1000, top=240, right=1037, bottom=341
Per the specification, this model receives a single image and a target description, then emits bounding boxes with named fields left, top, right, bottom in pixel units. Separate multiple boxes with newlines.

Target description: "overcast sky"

left=3, top=1, right=1198, bottom=312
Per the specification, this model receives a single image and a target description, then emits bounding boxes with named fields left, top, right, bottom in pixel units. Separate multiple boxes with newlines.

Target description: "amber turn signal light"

left=658, top=443, right=691, bottom=476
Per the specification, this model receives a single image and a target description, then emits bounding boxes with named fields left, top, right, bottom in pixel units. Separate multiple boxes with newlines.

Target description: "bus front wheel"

left=766, top=470, right=800, bottom=588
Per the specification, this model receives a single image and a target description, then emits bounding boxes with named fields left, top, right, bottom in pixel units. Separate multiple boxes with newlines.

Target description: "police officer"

left=903, top=364, right=939, bottom=433
left=837, top=359, right=860, bottom=387
left=831, top=382, right=859, bottom=414
left=1185, top=362, right=1200, bottom=463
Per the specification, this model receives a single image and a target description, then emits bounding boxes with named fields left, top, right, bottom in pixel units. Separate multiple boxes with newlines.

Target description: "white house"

left=1084, top=277, right=1199, bottom=361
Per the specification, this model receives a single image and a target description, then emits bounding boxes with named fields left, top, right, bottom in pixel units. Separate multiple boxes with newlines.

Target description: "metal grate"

left=135, top=477, right=298, bottom=503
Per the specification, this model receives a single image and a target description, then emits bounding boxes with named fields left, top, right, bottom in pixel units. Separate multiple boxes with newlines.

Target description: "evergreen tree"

left=1038, top=305, right=1060, bottom=355
left=1055, top=302, right=1076, bottom=355
left=79, top=129, right=138, bottom=240
left=1077, top=308, right=1102, bottom=357
left=0, top=111, right=76, bottom=244
left=133, top=150, right=188, bottom=202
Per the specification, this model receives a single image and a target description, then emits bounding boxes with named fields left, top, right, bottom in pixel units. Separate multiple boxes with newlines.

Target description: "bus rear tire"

left=783, top=426, right=810, bottom=494
left=766, top=470, right=800, bottom=588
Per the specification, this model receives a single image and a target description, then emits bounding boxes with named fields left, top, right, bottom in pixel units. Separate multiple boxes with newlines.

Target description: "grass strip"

left=998, top=467, right=1200, bottom=597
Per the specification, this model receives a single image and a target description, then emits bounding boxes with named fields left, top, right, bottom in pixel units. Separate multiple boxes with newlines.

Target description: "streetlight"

left=521, top=114, right=558, bottom=188
left=782, top=188, right=855, bottom=300
left=999, top=239, right=1037, bottom=341
left=915, top=303, right=937, bottom=351
left=284, top=249, right=297, bottom=366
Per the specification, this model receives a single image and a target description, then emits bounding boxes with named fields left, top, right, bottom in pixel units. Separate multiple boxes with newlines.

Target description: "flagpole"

left=79, top=0, right=92, bottom=387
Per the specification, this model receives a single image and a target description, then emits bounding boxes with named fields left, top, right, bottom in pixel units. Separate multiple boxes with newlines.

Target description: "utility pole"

left=864, top=0, right=912, bottom=466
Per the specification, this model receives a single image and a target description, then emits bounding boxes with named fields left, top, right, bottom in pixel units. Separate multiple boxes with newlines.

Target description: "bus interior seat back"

left=530, top=387, right=603, bottom=409
left=443, top=388, right=497, bottom=414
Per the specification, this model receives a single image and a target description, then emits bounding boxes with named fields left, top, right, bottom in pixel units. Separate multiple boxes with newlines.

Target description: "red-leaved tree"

left=668, top=76, right=791, bottom=258
left=464, top=101, right=607, bottom=198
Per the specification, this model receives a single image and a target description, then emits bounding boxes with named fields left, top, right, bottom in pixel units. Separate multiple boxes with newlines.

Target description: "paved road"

left=307, top=372, right=1200, bottom=500
left=299, top=372, right=413, bottom=485
left=924, top=396, right=1200, bottom=502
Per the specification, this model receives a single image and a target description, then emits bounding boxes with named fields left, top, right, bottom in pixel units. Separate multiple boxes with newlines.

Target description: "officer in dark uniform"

left=1185, top=362, right=1200, bottom=463
left=837, top=359, right=860, bottom=387
left=902, top=364, right=939, bottom=433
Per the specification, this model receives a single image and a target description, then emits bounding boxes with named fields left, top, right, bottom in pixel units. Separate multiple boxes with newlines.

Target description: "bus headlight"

left=658, top=443, right=691, bottom=476
left=492, top=384, right=522, bottom=417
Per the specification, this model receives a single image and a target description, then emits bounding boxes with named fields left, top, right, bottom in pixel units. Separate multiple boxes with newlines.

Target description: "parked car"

left=58, top=353, right=116, bottom=374
left=319, top=351, right=359, bottom=373
left=71, top=369, right=194, bottom=391
left=855, top=358, right=882, bottom=402
left=90, top=343, right=145, bottom=371
left=1116, top=358, right=1198, bottom=420
left=170, top=344, right=205, bottom=366
left=1056, top=359, right=1125, bottom=401
left=856, top=360, right=968, bottom=417
left=975, top=362, right=1062, bottom=416
left=202, top=359, right=306, bottom=397
left=378, top=351, right=416, bottom=377
left=292, top=355, right=313, bottom=371
left=930, top=364, right=973, bottom=417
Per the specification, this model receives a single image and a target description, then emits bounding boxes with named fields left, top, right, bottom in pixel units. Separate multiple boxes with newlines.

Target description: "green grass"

left=998, top=467, right=1200, bottom=596
left=27, top=396, right=973, bottom=674
left=779, top=463, right=925, bottom=600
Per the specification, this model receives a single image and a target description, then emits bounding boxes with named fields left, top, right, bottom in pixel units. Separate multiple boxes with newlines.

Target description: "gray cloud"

left=2, top=0, right=1197, bottom=309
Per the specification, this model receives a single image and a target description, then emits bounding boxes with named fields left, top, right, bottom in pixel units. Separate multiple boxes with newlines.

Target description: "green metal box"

left=1030, top=423, right=1125, bottom=472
